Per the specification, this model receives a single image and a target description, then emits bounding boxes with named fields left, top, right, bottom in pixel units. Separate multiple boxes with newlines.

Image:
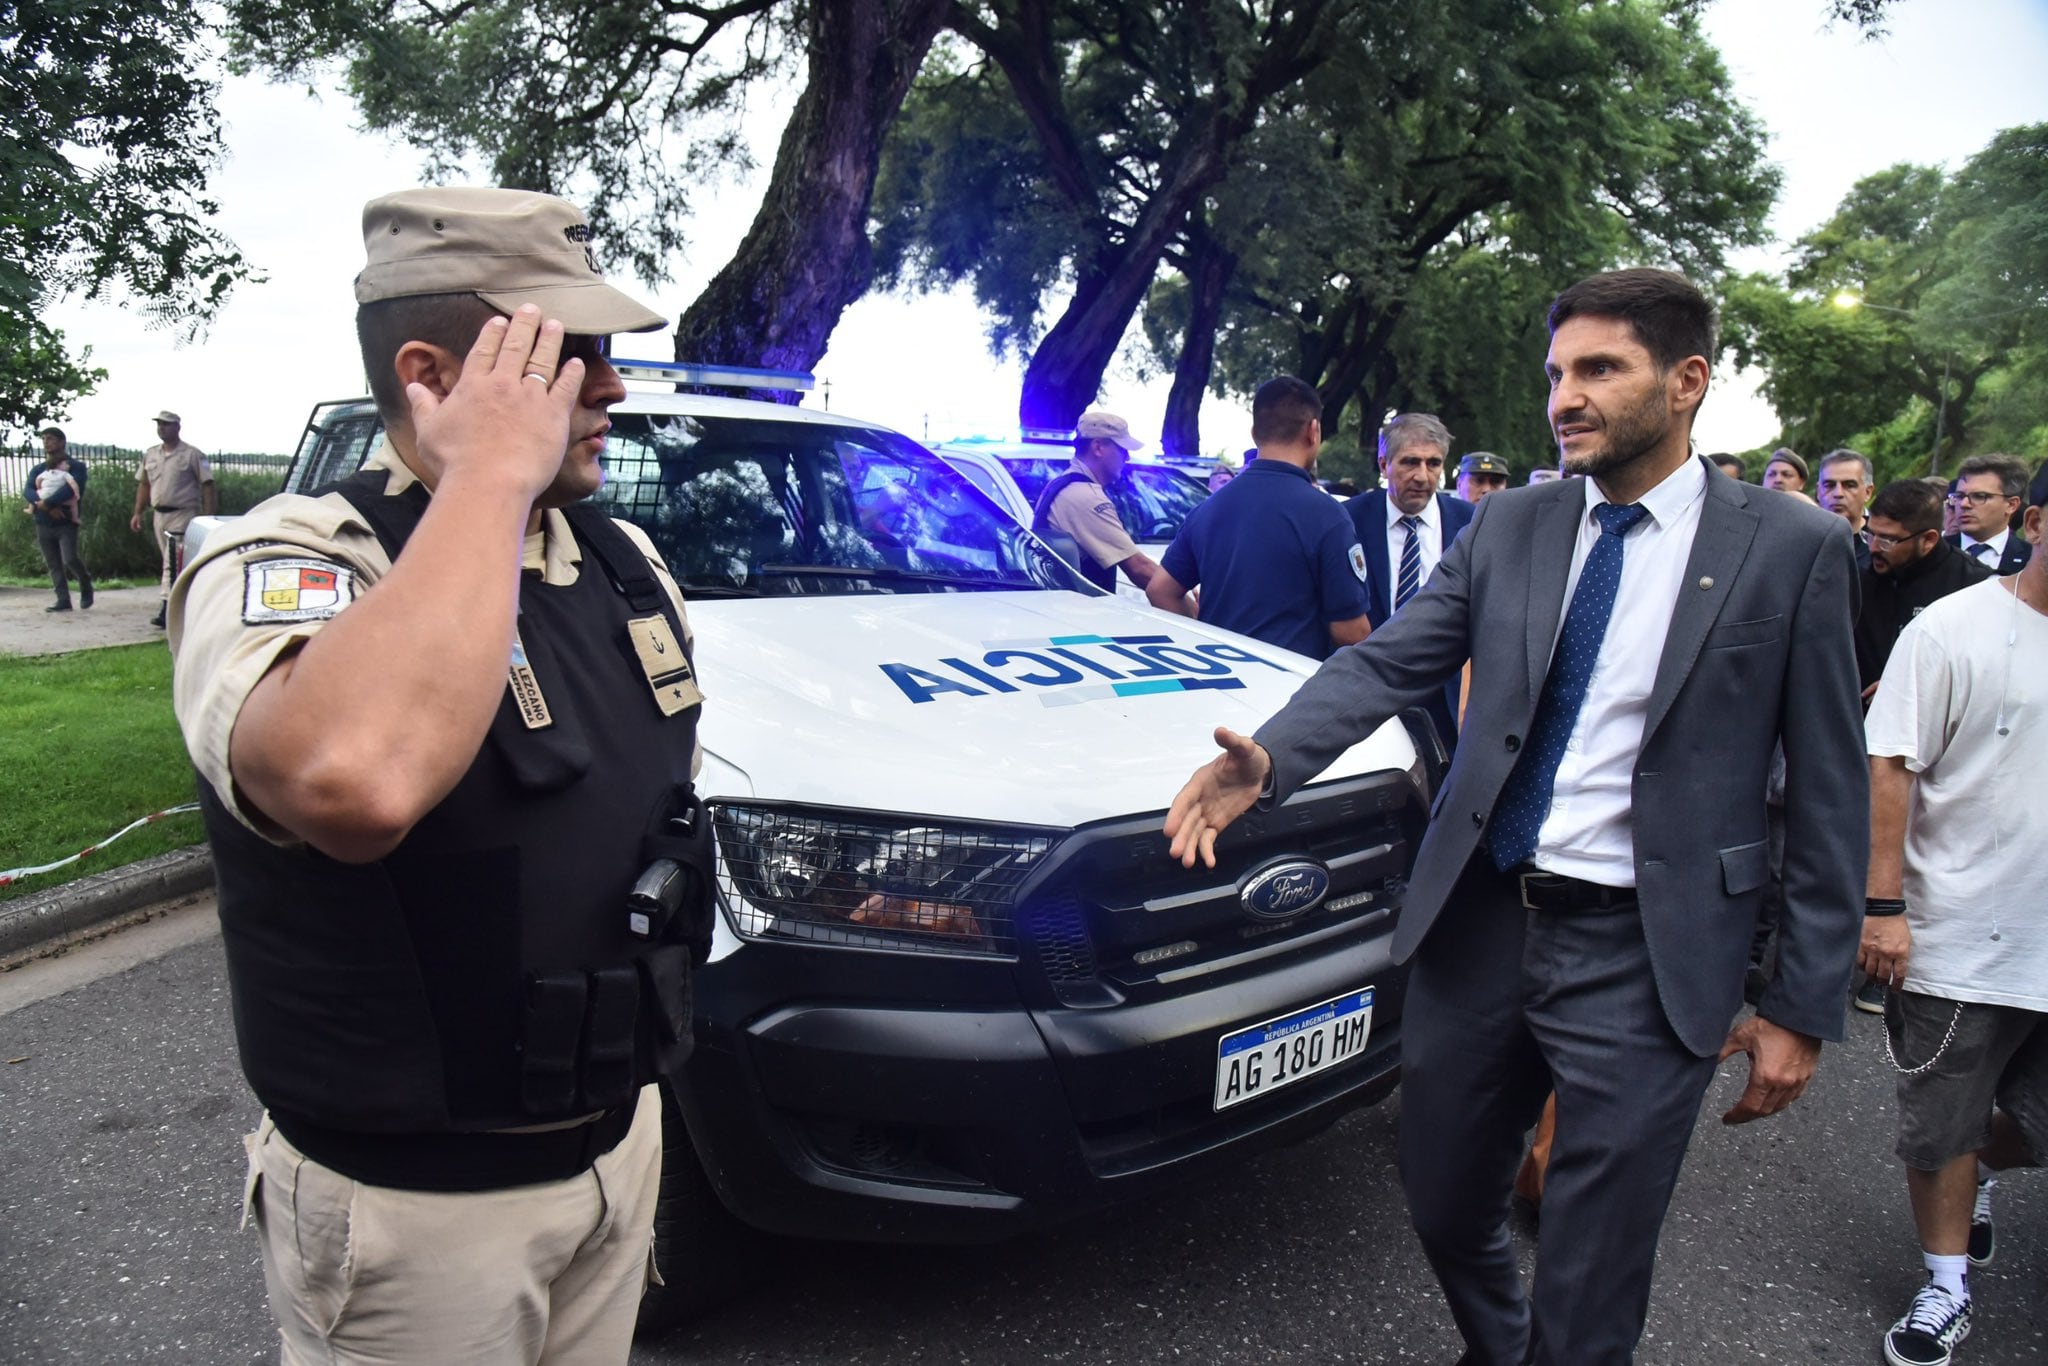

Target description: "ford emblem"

left=1238, top=857, right=1332, bottom=921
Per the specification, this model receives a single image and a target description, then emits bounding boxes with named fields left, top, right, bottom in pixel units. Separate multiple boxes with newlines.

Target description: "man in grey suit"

left=1165, top=269, right=1866, bottom=1365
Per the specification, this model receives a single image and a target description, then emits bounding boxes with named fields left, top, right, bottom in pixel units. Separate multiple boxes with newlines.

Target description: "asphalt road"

left=1, top=909, right=2040, bottom=1365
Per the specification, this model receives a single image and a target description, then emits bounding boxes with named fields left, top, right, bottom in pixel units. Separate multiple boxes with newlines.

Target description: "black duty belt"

left=269, top=1102, right=635, bottom=1192
left=1511, top=869, right=1638, bottom=914
left=153, top=505, right=196, bottom=514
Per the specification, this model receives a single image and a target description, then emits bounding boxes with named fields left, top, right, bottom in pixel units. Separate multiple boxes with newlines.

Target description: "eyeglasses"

left=1947, top=490, right=2012, bottom=506
left=1867, top=529, right=1935, bottom=551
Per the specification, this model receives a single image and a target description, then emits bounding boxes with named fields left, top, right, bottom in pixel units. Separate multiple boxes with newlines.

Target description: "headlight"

left=712, top=804, right=1061, bottom=957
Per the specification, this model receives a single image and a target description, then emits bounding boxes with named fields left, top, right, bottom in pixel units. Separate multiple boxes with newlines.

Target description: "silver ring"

left=523, top=371, right=550, bottom=384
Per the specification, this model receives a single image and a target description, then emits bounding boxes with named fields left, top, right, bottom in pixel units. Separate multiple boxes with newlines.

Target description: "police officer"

left=131, top=409, right=215, bottom=627
left=169, top=187, right=705, bottom=1366
left=1146, top=376, right=1371, bottom=659
left=1455, top=451, right=1512, bottom=503
left=1031, top=409, right=1163, bottom=592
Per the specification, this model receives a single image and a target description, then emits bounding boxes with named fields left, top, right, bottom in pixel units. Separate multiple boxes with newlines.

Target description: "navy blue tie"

left=1395, top=515, right=1424, bottom=610
left=1488, top=501, right=1651, bottom=871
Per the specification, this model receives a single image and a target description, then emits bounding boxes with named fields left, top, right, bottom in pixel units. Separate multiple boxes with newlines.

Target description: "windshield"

left=1001, top=456, right=1209, bottom=542
left=598, top=414, right=1084, bottom=597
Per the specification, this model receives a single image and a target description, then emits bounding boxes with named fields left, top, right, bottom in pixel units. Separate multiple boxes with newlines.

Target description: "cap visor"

left=476, top=282, right=667, bottom=335
left=1112, top=435, right=1144, bottom=452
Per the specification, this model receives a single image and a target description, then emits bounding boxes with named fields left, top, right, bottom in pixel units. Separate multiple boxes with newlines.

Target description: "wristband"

left=1864, top=897, right=1906, bottom=917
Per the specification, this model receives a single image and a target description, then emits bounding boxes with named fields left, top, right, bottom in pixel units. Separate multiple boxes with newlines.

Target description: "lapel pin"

left=1698, top=576, right=1714, bottom=590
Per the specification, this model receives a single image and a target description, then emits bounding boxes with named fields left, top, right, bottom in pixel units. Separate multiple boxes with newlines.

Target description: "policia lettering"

left=880, top=637, right=1288, bottom=705
left=200, top=472, right=711, bottom=1191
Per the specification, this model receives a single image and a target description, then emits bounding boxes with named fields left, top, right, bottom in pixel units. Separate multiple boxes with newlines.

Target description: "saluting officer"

left=169, top=187, right=708, bottom=1366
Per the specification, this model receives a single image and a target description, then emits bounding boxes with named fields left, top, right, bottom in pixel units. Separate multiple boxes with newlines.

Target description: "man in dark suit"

left=1944, top=453, right=2034, bottom=575
left=1164, top=268, right=1865, bottom=1366
left=1347, top=413, right=1474, bottom=751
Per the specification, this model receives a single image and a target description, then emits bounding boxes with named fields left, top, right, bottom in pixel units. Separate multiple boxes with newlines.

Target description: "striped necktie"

left=1488, top=500, right=1652, bottom=871
left=1395, top=515, right=1424, bottom=610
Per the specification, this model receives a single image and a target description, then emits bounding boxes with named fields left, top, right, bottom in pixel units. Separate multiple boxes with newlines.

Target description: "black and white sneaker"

left=1854, top=978, right=1888, bottom=1014
left=1969, top=1177, right=1996, bottom=1267
left=1883, top=1281, right=1972, bottom=1366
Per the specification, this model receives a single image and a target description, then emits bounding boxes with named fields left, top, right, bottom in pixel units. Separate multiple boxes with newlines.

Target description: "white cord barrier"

left=0, top=804, right=203, bottom=888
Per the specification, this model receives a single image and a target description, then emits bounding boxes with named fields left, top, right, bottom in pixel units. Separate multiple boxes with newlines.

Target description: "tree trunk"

left=1160, top=226, right=1237, bottom=458
left=672, top=0, right=951, bottom=398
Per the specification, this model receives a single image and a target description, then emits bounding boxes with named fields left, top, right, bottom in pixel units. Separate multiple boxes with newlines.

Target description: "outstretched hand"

left=1163, top=726, right=1272, bottom=868
left=1717, top=1016, right=1822, bottom=1125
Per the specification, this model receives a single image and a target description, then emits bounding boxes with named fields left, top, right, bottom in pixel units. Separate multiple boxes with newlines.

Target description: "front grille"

left=1008, top=772, right=1422, bottom=1002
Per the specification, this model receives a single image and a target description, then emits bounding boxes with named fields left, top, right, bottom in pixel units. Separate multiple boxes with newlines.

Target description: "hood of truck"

left=690, top=590, right=1419, bottom=828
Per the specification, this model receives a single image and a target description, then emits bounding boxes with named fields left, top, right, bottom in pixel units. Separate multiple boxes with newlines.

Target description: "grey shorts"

left=1889, top=989, right=2048, bottom=1170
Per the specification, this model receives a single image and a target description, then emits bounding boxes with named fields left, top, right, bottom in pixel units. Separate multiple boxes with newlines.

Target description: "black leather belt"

left=270, top=1103, right=635, bottom=1192
left=1511, top=869, right=1637, bottom=913
left=153, top=505, right=195, bottom=513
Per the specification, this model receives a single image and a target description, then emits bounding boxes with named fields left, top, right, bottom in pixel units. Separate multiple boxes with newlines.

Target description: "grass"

left=0, top=643, right=207, bottom=902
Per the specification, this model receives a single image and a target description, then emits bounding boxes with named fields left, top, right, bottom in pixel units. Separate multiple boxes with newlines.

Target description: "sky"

left=34, top=0, right=2048, bottom=460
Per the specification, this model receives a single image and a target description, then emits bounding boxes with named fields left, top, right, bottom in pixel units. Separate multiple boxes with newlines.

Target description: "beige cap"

left=154, top=410, right=181, bottom=424
left=1076, top=410, right=1144, bottom=452
left=355, top=187, right=666, bottom=335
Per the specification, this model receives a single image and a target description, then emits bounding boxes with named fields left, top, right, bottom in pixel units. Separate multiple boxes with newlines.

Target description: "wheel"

left=635, top=1082, right=773, bottom=1336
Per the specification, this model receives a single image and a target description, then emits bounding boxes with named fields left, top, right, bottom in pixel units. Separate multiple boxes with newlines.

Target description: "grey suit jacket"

left=1256, top=459, right=1867, bottom=1056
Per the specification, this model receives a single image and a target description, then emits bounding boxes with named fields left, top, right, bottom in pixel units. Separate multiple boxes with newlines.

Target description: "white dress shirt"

left=1532, top=457, right=1708, bottom=886
left=1960, top=528, right=2009, bottom=565
left=1384, top=493, right=1443, bottom=605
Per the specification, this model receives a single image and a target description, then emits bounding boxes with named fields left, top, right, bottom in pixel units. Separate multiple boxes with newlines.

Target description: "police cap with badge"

left=1459, top=452, right=1511, bottom=480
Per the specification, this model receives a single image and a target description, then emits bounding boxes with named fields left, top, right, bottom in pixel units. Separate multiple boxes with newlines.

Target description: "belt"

left=153, top=505, right=196, bottom=514
left=1511, top=869, right=1637, bottom=913
left=269, top=1102, right=635, bottom=1192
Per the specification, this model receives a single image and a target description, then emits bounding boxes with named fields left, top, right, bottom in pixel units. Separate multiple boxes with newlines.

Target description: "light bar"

left=1019, top=426, right=1074, bottom=445
left=613, top=360, right=816, bottom=391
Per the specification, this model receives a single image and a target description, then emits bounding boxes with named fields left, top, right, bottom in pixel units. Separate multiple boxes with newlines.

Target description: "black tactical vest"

left=1032, top=470, right=1117, bottom=593
left=203, top=473, right=706, bottom=1140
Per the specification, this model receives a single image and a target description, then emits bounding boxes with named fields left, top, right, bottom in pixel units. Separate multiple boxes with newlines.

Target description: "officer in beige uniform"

left=169, top=187, right=707, bottom=1366
left=1029, top=409, right=1163, bottom=593
left=132, top=410, right=215, bottom=627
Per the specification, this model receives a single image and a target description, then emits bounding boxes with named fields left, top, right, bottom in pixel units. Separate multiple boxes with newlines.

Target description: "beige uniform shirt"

left=1044, top=460, right=1139, bottom=570
left=170, top=443, right=702, bottom=842
left=143, top=439, right=213, bottom=511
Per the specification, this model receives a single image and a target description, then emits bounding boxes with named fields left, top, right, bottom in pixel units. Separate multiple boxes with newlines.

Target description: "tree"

left=231, top=0, right=952, bottom=390
left=1140, top=0, right=1775, bottom=464
left=3, top=0, right=254, bottom=435
left=877, top=0, right=1362, bottom=430
left=1723, top=127, right=2048, bottom=478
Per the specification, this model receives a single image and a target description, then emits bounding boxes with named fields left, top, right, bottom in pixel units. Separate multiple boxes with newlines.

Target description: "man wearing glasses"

left=1856, top=480, right=1992, bottom=695
left=1944, top=454, right=2034, bottom=576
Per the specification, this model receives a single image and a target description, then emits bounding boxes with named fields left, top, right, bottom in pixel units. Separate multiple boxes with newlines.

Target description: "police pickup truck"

left=186, top=366, right=1435, bottom=1330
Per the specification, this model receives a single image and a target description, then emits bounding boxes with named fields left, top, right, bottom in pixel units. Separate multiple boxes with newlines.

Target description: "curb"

left=0, top=845, right=215, bottom=961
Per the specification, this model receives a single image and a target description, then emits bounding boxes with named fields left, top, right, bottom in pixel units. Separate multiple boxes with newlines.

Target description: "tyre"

left=635, top=1082, right=773, bottom=1336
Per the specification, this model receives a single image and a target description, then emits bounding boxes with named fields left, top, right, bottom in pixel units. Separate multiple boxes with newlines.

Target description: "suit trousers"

left=1398, top=860, right=1718, bottom=1366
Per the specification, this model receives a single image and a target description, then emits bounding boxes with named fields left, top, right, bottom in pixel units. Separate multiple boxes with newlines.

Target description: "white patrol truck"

left=187, top=366, right=1438, bottom=1331
left=933, top=434, right=1211, bottom=604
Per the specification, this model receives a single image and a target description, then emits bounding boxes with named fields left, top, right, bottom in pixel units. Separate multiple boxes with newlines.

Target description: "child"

left=33, top=462, right=81, bottom=523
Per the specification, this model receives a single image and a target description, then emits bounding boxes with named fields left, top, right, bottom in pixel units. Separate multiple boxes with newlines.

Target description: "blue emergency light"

left=613, top=360, right=816, bottom=391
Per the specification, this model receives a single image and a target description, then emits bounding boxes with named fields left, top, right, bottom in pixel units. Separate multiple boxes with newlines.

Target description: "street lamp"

left=1831, top=292, right=1950, bottom=475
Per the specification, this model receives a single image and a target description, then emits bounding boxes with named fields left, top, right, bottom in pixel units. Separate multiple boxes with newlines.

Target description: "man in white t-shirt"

left=1861, top=480, right=2046, bottom=1366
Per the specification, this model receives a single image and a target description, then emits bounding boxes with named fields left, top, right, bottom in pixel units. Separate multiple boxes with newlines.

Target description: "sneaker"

left=1855, top=978, right=1888, bottom=1014
left=45, top=602, right=72, bottom=613
left=80, top=585, right=93, bottom=609
left=1969, top=1177, right=1996, bottom=1267
left=1883, top=1281, right=1972, bottom=1366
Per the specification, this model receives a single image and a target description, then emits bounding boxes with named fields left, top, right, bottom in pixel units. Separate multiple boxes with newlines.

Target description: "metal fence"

left=3, top=443, right=292, bottom=492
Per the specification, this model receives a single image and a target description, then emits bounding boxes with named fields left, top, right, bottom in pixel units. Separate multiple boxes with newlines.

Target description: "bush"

left=3, top=466, right=281, bottom=581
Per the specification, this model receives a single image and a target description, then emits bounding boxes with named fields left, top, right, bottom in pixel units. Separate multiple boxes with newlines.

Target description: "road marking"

left=0, top=896, right=219, bottom=1018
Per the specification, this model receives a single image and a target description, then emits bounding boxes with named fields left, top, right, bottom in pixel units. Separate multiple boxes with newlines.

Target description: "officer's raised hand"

left=1164, top=726, right=1272, bottom=869
left=405, top=303, right=582, bottom=501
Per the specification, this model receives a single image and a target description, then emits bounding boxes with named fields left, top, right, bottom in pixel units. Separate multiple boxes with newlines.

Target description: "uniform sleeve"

left=193, top=447, right=214, bottom=482
left=1159, top=516, right=1200, bottom=589
left=168, top=496, right=386, bottom=841
left=1313, top=511, right=1371, bottom=621
left=1051, top=483, right=1140, bottom=568
left=1864, top=613, right=1954, bottom=774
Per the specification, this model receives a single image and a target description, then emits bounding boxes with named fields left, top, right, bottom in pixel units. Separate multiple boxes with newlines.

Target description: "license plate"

left=1213, top=987, right=1374, bottom=1111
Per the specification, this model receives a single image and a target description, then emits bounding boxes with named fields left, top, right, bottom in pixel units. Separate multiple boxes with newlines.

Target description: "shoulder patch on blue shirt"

left=1349, top=543, right=1368, bottom=582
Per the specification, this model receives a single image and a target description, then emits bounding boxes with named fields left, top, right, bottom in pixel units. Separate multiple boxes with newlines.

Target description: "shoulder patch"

left=1349, top=543, right=1369, bottom=582
left=242, top=558, right=355, bottom=624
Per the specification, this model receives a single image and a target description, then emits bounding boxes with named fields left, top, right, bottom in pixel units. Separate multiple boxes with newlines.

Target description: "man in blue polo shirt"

left=1147, top=376, right=1371, bottom=660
